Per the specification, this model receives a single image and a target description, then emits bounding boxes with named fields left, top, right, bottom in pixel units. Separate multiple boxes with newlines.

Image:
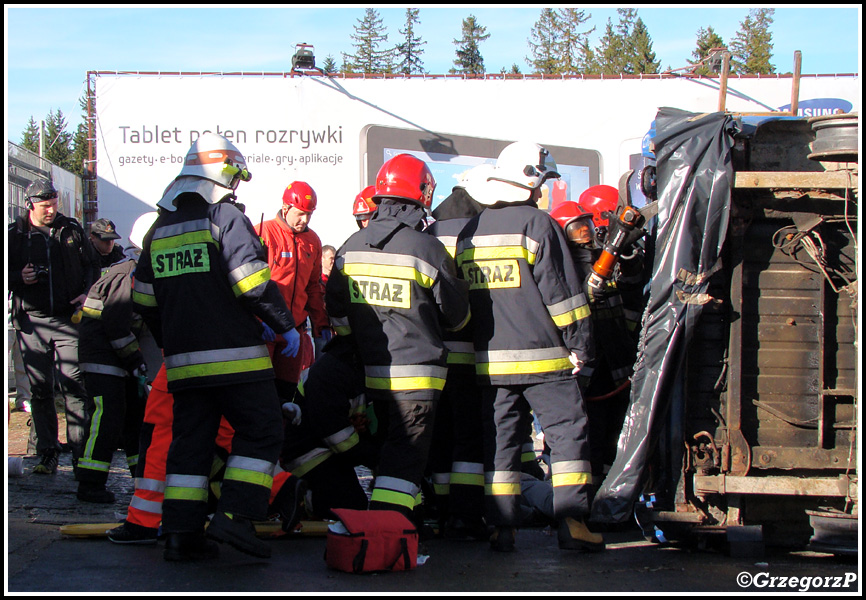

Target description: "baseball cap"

left=90, top=218, right=121, bottom=241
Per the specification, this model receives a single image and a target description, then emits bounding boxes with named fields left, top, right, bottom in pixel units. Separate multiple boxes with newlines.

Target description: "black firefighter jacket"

left=325, top=200, right=471, bottom=401
left=455, top=201, right=594, bottom=386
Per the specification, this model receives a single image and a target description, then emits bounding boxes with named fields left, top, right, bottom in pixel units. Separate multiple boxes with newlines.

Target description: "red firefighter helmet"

left=353, top=185, right=377, bottom=219
left=373, top=154, right=436, bottom=208
left=577, top=185, right=619, bottom=228
left=282, top=181, right=318, bottom=212
left=550, top=201, right=595, bottom=246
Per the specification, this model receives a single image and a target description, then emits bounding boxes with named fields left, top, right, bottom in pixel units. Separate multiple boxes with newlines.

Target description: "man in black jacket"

left=8, top=179, right=100, bottom=475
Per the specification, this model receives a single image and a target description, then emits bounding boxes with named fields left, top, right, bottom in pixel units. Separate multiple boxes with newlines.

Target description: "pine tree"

left=69, top=94, right=90, bottom=178
left=557, top=8, right=595, bottom=75
left=44, top=109, right=73, bottom=171
left=345, top=8, right=394, bottom=74
left=615, top=8, right=639, bottom=74
left=21, top=117, right=40, bottom=153
left=527, top=8, right=560, bottom=75
left=689, top=26, right=727, bottom=76
left=595, top=18, right=625, bottom=75
left=453, top=14, right=490, bottom=75
left=321, top=55, right=338, bottom=74
left=629, top=17, right=660, bottom=74
left=396, top=8, right=426, bottom=75
left=730, top=8, right=775, bottom=74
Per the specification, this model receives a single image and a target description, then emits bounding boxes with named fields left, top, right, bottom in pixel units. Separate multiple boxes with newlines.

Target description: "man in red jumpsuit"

left=255, top=181, right=331, bottom=398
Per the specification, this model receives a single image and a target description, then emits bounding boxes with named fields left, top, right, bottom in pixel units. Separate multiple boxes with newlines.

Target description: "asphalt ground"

left=5, top=402, right=860, bottom=594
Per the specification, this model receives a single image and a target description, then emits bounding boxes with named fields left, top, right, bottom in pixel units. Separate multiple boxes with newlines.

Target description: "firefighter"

left=424, top=164, right=493, bottom=540
left=254, top=181, right=330, bottom=401
left=325, top=154, right=471, bottom=520
left=577, top=185, right=646, bottom=339
left=352, top=185, right=377, bottom=229
left=107, top=363, right=307, bottom=545
left=76, top=212, right=159, bottom=504
left=133, top=133, right=300, bottom=561
left=281, top=334, right=379, bottom=520
left=454, top=141, right=604, bottom=553
left=551, top=198, right=633, bottom=488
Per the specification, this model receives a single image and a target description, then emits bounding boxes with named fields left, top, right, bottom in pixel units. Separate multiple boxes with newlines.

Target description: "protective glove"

left=132, top=364, right=149, bottom=398
left=568, top=352, right=584, bottom=376
left=261, top=321, right=276, bottom=343
left=281, top=402, right=303, bottom=426
left=279, top=328, right=301, bottom=358
left=318, top=328, right=334, bottom=344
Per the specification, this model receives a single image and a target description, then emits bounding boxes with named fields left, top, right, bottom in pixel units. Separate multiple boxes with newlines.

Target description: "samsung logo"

left=778, top=98, right=853, bottom=117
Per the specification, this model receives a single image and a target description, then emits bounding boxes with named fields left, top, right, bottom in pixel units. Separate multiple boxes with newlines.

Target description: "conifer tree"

left=557, top=8, right=595, bottom=75
left=453, top=14, right=490, bottom=75
left=527, top=8, right=560, bottom=75
left=21, top=117, right=40, bottom=154
left=689, top=26, right=727, bottom=76
left=629, top=17, right=660, bottom=74
left=344, top=8, right=394, bottom=74
left=43, top=109, right=73, bottom=171
left=396, top=8, right=426, bottom=75
left=730, top=8, right=775, bottom=74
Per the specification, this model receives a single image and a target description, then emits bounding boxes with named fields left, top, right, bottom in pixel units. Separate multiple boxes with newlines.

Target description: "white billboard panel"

left=95, top=74, right=859, bottom=249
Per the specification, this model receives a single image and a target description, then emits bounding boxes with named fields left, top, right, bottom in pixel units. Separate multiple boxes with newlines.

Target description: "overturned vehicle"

left=592, top=108, right=859, bottom=556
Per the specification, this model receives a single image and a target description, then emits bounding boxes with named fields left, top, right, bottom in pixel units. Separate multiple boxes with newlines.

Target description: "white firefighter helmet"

left=157, top=133, right=251, bottom=211
left=455, top=163, right=496, bottom=205
left=128, top=211, right=159, bottom=250
left=486, top=141, right=560, bottom=203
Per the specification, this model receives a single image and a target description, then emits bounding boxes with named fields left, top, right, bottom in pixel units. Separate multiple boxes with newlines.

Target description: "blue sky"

left=4, top=5, right=862, bottom=141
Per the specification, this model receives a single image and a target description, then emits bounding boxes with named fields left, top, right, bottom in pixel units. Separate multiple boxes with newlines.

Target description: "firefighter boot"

left=273, top=475, right=308, bottom=533
left=489, top=526, right=516, bottom=552
left=77, top=481, right=116, bottom=504
left=206, top=512, right=271, bottom=559
left=557, top=517, right=605, bottom=552
left=163, top=532, right=220, bottom=561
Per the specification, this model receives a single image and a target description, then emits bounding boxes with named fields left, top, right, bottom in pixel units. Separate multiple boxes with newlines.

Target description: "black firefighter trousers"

left=162, top=379, right=283, bottom=534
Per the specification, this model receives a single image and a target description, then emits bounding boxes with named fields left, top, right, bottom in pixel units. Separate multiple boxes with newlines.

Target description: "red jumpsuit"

left=255, top=213, right=329, bottom=386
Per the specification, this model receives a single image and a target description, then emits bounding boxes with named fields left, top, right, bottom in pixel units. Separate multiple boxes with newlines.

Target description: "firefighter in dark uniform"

left=89, top=218, right=126, bottom=275
left=77, top=213, right=159, bottom=504
left=425, top=164, right=493, bottom=540
left=455, top=142, right=604, bottom=553
left=133, top=133, right=299, bottom=562
left=280, top=334, right=379, bottom=519
left=325, top=153, right=471, bottom=520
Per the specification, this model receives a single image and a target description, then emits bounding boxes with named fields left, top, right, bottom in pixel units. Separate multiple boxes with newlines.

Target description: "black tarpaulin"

left=591, top=108, right=738, bottom=523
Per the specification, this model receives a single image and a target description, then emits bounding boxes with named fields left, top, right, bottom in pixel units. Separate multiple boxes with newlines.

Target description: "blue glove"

left=261, top=321, right=276, bottom=342
left=279, top=328, right=301, bottom=358
left=281, top=402, right=303, bottom=426
left=319, top=328, right=334, bottom=344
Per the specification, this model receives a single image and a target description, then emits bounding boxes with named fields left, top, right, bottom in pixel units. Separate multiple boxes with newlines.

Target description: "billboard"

left=94, top=74, right=860, bottom=249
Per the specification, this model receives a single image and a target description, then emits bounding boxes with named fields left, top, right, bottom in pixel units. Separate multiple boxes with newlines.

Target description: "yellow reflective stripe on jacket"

left=455, top=233, right=540, bottom=266
left=229, top=260, right=272, bottom=297
left=340, top=250, right=439, bottom=289
left=132, top=279, right=157, bottom=307
left=365, top=365, right=448, bottom=392
left=547, top=295, right=591, bottom=327
left=164, top=345, right=272, bottom=382
left=164, top=474, right=209, bottom=502
left=476, top=347, right=572, bottom=376
left=110, top=333, right=140, bottom=357
left=224, top=456, right=275, bottom=489
left=485, top=470, right=522, bottom=496
left=150, top=219, right=217, bottom=251
left=330, top=316, right=351, bottom=336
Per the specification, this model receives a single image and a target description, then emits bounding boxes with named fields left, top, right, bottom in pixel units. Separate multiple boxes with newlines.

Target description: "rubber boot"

left=206, top=512, right=271, bottom=559
left=557, top=517, right=605, bottom=552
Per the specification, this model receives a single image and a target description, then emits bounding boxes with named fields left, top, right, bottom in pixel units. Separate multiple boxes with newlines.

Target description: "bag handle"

left=352, top=539, right=368, bottom=573
left=387, top=537, right=411, bottom=571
